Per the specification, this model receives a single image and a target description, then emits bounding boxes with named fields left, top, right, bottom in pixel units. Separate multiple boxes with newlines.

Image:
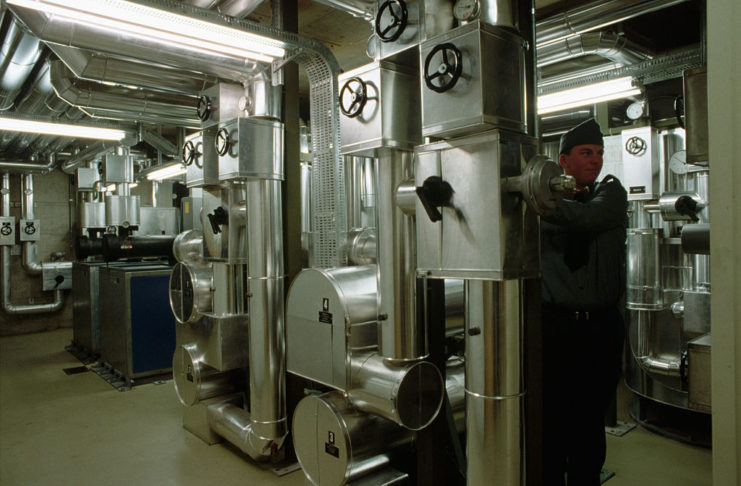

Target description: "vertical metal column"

left=374, top=148, right=422, bottom=361
left=465, top=279, right=524, bottom=485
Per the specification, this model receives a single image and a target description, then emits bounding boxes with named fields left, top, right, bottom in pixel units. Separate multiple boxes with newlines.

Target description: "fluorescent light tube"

left=146, top=163, right=186, bottom=181
left=8, top=0, right=285, bottom=63
left=129, top=182, right=138, bottom=189
left=0, top=117, right=128, bottom=140
left=105, top=184, right=117, bottom=192
left=538, top=77, right=641, bottom=115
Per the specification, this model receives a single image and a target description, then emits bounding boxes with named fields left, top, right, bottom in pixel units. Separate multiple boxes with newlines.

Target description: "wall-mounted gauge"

left=453, top=0, right=480, bottom=22
left=626, top=100, right=647, bottom=120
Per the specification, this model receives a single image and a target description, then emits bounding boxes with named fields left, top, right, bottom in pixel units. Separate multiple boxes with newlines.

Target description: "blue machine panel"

left=130, top=275, right=176, bottom=374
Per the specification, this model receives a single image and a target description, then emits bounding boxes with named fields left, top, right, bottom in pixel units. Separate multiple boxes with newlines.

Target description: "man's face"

left=559, top=144, right=604, bottom=188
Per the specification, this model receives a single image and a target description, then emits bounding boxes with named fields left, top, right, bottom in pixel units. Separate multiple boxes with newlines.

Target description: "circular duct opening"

left=396, top=360, right=444, bottom=431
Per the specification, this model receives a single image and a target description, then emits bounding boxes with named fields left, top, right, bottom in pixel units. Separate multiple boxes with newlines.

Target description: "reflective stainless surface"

left=339, top=62, right=422, bottom=155
left=169, top=261, right=214, bottom=324
left=173, top=343, right=243, bottom=406
left=347, top=227, right=377, bottom=265
left=626, top=229, right=662, bottom=310
left=185, top=128, right=219, bottom=188
left=478, top=0, right=518, bottom=29
left=207, top=400, right=287, bottom=462
left=0, top=17, right=42, bottom=111
left=217, top=118, right=284, bottom=181
left=349, top=351, right=444, bottom=430
left=687, top=334, right=711, bottom=412
left=465, top=279, right=523, bottom=486
left=621, top=126, right=661, bottom=200
left=420, top=22, right=526, bottom=138
left=105, top=195, right=141, bottom=227
left=375, top=149, right=421, bottom=360
left=286, top=265, right=378, bottom=389
left=292, top=391, right=414, bottom=486
left=80, top=202, right=106, bottom=230
left=173, top=229, right=204, bottom=263
left=658, top=192, right=706, bottom=221
left=72, top=262, right=103, bottom=353
left=537, top=31, right=652, bottom=68
left=415, top=130, right=539, bottom=280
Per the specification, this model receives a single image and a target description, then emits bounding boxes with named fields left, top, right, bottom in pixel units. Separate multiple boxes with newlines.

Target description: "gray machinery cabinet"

left=72, top=261, right=105, bottom=354
left=99, top=264, right=176, bottom=384
left=339, top=61, right=422, bottom=156
left=420, top=21, right=526, bottom=139
left=415, top=129, right=539, bottom=280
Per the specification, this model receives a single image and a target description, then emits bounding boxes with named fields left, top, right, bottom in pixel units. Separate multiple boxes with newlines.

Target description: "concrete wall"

left=0, top=171, right=74, bottom=336
left=708, top=1, right=741, bottom=483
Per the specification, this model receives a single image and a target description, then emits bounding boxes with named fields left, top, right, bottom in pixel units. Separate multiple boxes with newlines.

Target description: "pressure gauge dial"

left=453, top=0, right=480, bottom=22
left=626, top=100, right=646, bottom=120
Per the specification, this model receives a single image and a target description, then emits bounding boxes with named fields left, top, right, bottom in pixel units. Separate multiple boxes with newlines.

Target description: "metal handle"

left=415, top=176, right=453, bottom=223
left=375, top=0, right=408, bottom=42
left=207, top=206, right=228, bottom=234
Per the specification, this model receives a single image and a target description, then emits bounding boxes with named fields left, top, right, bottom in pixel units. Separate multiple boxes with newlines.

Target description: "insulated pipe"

left=0, top=174, right=63, bottom=314
left=242, top=178, right=287, bottom=460
left=465, top=279, right=524, bottom=486
left=61, top=142, right=119, bottom=174
left=535, top=0, right=690, bottom=47
left=101, top=234, right=175, bottom=262
left=374, top=149, right=420, bottom=361
left=217, top=0, right=267, bottom=18
left=207, top=402, right=286, bottom=461
left=537, top=31, right=652, bottom=68
left=20, top=174, right=41, bottom=275
left=49, top=45, right=217, bottom=97
left=49, top=61, right=200, bottom=127
left=0, top=160, right=55, bottom=174
left=0, top=18, right=43, bottom=111
left=631, top=309, right=681, bottom=377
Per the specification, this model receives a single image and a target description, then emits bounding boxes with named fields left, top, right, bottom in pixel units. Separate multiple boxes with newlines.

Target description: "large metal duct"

left=0, top=173, right=63, bottom=314
left=537, top=31, right=652, bottom=68
left=0, top=16, right=43, bottom=111
left=49, top=60, right=200, bottom=127
left=49, top=45, right=218, bottom=97
left=536, top=0, right=690, bottom=47
left=61, top=141, right=120, bottom=174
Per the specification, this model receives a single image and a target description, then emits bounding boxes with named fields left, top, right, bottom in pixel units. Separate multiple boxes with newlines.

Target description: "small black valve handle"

left=339, top=77, right=368, bottom=118
left=53, top=275, right=64, bottom=289
left=675, top=195, right=700, bottom=222
left=424, top=43, right=463, bottom=93
left=415, top=176, right=453, bottom=223
left=207, top=206, right=228, bottom=235
left=197, top=95, right=212, bottom=122
left=375, top=0, right=408, bottom=43
left=215, top=128, right=230, bottom=156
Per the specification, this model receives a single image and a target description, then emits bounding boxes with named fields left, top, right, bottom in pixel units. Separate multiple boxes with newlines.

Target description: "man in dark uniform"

left=540, top=118, right=628, bottom=486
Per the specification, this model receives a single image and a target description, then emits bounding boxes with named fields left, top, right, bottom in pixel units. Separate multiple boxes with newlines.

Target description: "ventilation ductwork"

left=49, top=45, right=218, bottom=97
left=536, top=0, right=690, bottom=47
left=0, top=16, right=43, bottom=111
left=537, top=31, right=652, bottom=68
left=49, top=60, right=200, bottom=128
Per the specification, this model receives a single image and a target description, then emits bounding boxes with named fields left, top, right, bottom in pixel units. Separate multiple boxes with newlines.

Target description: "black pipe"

left=101, top=234, right=176, bottom=262
left=75, top=236, right=103, bottom=259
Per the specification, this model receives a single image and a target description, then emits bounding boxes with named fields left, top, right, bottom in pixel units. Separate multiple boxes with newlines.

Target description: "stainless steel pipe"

left=374, top=149, right=421, bottom=361
left=20, top=174, right=41, bottom=275
left=465, top=279, right=524, bottom=486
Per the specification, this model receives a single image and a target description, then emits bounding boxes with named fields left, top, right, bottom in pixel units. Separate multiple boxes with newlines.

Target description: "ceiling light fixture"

left=537, top=77, right=641, bottom=115
left=146, top=163, right=186, bottom=181
left=7, top=0, right=286, bottom=63
left=0, top=116, right=129, bottom=141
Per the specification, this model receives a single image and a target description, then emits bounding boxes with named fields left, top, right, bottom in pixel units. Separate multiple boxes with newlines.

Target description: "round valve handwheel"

left=183, top=140, right=196, bottom=166
left=424, top=43, right=463, bottom=93
left=196, top=95, right=212, bottom=122
left=215, top=128, right=230, bottom=156
left=339, top=77, right=368, bottom=118
left=375, top=0, right=408, bottom=43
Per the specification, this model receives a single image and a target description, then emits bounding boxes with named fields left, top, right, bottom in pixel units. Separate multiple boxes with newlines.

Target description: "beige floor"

left=0, top=329, right=712, bottom=486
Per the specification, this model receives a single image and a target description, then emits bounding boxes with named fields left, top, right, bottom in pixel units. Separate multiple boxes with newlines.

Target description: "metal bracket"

left=272, top=50, right=304, bottom=86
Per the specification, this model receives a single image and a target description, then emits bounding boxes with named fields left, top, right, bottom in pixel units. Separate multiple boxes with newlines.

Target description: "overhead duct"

left=537, top=31, right=652, bottom=68
left=536, top=0, right=690, bottom=47
left=49, top=60, right=200, bottom=127
left=216, top=0, right=267, bottom=18
left=61, top=141, right=119, bottom=174
left=49, top=45, right=218, bottom=97
left=0, top=16, right=43, bottom=111
left=0, top=155, right=55, bottom=174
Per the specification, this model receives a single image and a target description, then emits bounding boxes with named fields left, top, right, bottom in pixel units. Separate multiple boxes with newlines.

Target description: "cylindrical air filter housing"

left=173, top=229, right=204, bottom=263
left=293, top=391, right=413, bottom=486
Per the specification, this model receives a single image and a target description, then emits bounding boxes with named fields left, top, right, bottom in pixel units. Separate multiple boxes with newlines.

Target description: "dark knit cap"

left=559, top=118, right=604, bottom=154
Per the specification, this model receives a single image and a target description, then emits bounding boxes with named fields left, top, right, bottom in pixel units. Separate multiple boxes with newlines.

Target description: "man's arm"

left=541, top=177, right=628, bottom=232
